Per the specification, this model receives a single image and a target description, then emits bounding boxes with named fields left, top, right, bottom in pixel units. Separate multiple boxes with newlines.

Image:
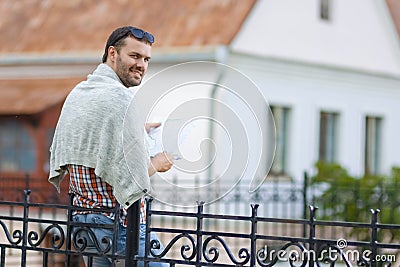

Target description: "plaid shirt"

left=68, top=165, right=146, bottom=227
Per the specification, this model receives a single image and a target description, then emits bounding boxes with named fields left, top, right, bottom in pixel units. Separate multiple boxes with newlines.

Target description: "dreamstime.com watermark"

left=257, top=239, right=397, bottom=263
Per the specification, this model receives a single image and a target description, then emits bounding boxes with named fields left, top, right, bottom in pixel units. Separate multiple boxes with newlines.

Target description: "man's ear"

left=108, top=46, right=117, bottom=62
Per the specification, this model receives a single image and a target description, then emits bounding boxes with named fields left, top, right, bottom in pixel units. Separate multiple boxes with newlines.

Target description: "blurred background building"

left=0, top=0, right=399, bottom=204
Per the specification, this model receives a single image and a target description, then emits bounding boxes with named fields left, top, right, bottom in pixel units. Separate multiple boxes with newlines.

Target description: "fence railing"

left=150, top=175, right=308, bottom=218
left=0, top=190, right=139, bottom=267
left=142, top=198, right=400, bottom=266
left=0, top=190, right=399, bottom=267
left=2, top=172, right=399, bottom=222
left=0, top=175, right=69, bottom=204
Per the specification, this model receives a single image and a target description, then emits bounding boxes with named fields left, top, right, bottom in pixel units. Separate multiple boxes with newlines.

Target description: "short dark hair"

left=102, top=26, right=154, bottom=63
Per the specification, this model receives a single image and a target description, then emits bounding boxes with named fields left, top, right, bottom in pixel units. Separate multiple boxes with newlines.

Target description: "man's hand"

left=148, top=152, right=174, bottom=176
left=145, top=122, right=161, bottom=133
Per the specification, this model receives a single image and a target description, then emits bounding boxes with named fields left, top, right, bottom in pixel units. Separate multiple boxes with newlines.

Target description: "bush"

left=310, top=161, right=400, bottom=242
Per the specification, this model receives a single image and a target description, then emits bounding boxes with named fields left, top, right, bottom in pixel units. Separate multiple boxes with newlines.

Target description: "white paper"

left=146, top=118, right=197, bottom=159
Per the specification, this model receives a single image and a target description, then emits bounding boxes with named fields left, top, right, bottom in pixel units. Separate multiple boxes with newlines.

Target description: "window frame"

left=0, top=120, right=36, bottom=172
left=318, top=111, right=339, bottom=163
left=270, top=105, right=290, bottom=176
left=320, top=0, right=331, bottom=21
left=364, top=116, right=382, bottom=175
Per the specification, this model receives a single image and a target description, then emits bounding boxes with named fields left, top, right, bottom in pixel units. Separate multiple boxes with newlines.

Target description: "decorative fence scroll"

left=0, top=190, right=399, bottom=267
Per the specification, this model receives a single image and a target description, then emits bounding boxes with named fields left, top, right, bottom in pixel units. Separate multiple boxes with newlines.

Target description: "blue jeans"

left=72, top=214, right=167, bottom=267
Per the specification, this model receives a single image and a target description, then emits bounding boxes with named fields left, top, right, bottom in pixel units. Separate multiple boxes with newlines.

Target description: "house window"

left=270, top=106, right=290, bottom=175
left=0, top=121, right=36, bottom=172
left=320, top=0, right=330, bottom=20
left=319, top=112, right=339, bottom=163
left=364, top=116, right=382, bottom=175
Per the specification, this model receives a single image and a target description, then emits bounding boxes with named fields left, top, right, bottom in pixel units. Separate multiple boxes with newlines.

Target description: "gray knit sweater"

left=49, top=63, right=150, bottom=209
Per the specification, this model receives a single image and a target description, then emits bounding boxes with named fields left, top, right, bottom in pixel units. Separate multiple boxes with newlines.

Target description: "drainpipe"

left=206, top=46, right=229, bottom=188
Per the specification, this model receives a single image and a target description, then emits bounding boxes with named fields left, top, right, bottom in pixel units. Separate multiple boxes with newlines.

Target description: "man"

left=49, top=26, right=172, bottom=266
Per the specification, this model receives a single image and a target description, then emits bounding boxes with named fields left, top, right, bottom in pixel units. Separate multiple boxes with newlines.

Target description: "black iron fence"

left=0, top=175, right=69, bottom=204
left=143, top=199, right=400, bottom=267
left=150, top=175, right=308, bottom=219
left=3, top=172, right=399, bottom=223
left=0, top=190, right=139, bottom=267
left=0, top=190, right=399, bottom=267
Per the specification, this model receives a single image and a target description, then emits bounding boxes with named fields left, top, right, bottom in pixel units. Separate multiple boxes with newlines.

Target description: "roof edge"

left=231, top=51, right=400, bottom=81
left=0, top=46, right=229, bottom=66
left=153, top=45, right=229, bottom=63
left=0, top=52, right=101, bottom=66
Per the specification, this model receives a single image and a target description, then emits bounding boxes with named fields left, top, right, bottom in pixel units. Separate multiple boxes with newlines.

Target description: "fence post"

left=21, top=190, right=31, bottom=267
left=250, top=204, right=259, bottom=267
left=308, top=205, right=317, bottom=267
left=195, top=201, right=204, bottom=267
left=144, top=197, right=153, bottom=267
left=65, top=194, right=74, bottom=267
left=25, top=174, right=30, bottom=191
left=125, top=199, right=141, bottom=267
left=370, top=209, right=380, bottom=267
left=303, top=171, right=309, bottom=237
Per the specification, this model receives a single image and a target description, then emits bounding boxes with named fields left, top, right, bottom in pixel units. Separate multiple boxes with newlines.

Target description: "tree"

left=311, top=162, right=400, bottom=243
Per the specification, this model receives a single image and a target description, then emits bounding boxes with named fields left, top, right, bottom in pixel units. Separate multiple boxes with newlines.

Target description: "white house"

left=228, top=0, right=400, bottom=182
left=147, top=0, right=400, bottom=193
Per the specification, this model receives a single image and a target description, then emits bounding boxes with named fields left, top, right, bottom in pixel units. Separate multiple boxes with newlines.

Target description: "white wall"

left=145, top=51, right=400, bottom=188
left=140, top=0, right=400, bottom=196
left=139, top=62, right=220, bottom=181
left=224, top=0, right=400, bottom=181
left=231, top=0, right=400, bottom=77
left=225, top=53, right=400, bottom=180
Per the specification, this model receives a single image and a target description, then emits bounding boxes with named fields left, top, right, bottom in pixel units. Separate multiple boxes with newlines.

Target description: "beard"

left=115, top=56, right=142, bottom=88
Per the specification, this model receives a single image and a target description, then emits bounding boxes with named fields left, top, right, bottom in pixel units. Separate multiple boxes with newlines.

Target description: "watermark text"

left=257, top=239, right=396, bottom=263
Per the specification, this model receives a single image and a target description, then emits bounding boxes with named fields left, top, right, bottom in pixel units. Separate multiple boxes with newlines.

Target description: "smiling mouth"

left=132, top=70, right=142, bottom=77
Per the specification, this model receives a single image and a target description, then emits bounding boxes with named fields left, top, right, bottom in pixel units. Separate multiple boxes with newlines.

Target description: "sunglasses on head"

left=128, top=27, right=155, bottom=44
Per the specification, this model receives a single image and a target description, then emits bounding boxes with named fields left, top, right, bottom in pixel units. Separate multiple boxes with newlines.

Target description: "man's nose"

left=136, top=58, right=146, bottom=69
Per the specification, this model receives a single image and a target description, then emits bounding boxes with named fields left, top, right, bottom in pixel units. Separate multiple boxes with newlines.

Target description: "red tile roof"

left=0, top=78, right=83, bottom=115
left=1, top=0, right=399, bottom=115
left=0, top=0, right=256, bottom=114
left=386, top=0, right=400, bottom=39
left=0, top=0, right=256, bottom=54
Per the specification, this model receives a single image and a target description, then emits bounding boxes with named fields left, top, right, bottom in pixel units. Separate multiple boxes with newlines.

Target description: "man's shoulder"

left=71, top=79, right=133, bottom=100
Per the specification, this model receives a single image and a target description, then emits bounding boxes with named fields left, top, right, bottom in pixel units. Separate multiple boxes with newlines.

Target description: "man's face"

left=114, top=37, right=152, bottom=87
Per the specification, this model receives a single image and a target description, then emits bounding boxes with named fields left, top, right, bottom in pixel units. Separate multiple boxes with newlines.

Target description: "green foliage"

left=310, top=162, right=400, bottom=242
